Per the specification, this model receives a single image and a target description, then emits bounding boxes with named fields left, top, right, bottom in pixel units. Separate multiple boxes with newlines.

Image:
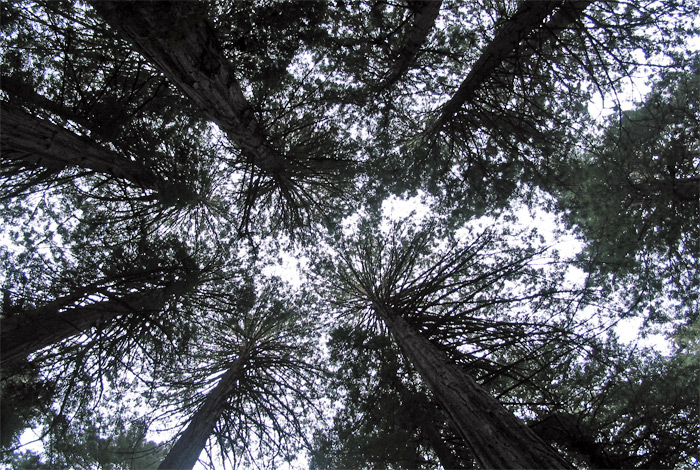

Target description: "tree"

left=0, top=0, right=206, bottom=202
left=528, top=337, right=700, bottom=468
left=2, top=0, right=698, bottom=468
left=364, top=0, right=698, bottom=223
left=86, top=1, right=357, bottom=233
left=87, top=1, right=285, bottom=174
left=374, top=307, right=571, bottom=469
left=310, top=325, right=475, bottom=469
left=2, top=279, right=188, bottom=367
left=2, top=408, right=169, bottom=469
left=554, top=55, right=700, bottom=325
left=425, top=0, right=592, bottom=135
left=1, top=100, right=165, bottom=194
left=377, top=0, right=443, bottom=92
left=0, top=359, right=54, bottom=451
left=157, top=341, right=252, bottom=470
left=1, top=232, right=200, bottom=367
left=0, top=230, right=208, bottom=462
left=312, top=215, right=612, bottom=468
left=150, top=276, right=322, bottom=470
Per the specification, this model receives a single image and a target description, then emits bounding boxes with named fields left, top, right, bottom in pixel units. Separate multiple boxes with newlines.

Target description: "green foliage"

left=1, top=0, right=698, bottom=468
left=560, top=56, right=699, bottom=261
left=2, top=417, right=168, bottom=469
left=555, top=54, right=700, bottom=324
left=530, top=339, right=700, bottom=469
left=0, top=361, right=54, bottom=450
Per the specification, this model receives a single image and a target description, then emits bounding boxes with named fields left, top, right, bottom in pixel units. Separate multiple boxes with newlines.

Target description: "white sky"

left=7, top=5, right=698, bottom=469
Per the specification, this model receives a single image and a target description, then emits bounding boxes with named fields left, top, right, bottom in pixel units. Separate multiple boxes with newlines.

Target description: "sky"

left=6, top=4, right=697, bottom=469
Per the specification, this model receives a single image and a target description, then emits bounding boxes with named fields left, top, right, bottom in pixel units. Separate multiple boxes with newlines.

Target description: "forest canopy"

left=1, top=1, right=698, bottom=469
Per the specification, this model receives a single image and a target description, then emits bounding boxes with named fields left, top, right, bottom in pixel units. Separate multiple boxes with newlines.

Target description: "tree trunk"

left=395, top=370, right=472, bottom=469
left=374, top=303, right=573, bottom=469
left=88, top=1, right=288, bottom=174
left=380, top=0, right=443, bottom=90
left=1, top=284, right=179, bottom=367
left=158, top=343, right=252, bottom=470
left=427, top=0, right=565, bottom=134
left=517, top=1, right=593, bottom=58
left=1, top=101, right=162, bottom=191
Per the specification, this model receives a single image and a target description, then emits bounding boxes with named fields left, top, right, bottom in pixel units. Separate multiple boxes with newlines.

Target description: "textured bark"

left=380, top=0, right=442, bottom=89
left=158, top=344, right=252, bottom=470
left=1, top=284, right=178, bottom=367
left=427, top=0, right=564, bottom=134
left=1, top=101, right=161, bottom=190
left=375, top=303, right=573, bottom=469
left=89, top=1, right=287, bottom=174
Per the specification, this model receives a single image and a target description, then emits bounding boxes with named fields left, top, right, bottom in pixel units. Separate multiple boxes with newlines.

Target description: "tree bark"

left=88, top=1, right=288, bottom=174
left=374, top=302, right=573, bottom=469
left=394, top=370, right=472, bottom=469
left=426, top=0, right=566, bottom=134
left=1, top=284, right=178, bottom=367
left=158, top=343, right=252, bottom=470
left=518, top=1, right=593, bottom=57
left=1, top=101, right=162, bottom=190
left=380, top=0, right=443, bottom=90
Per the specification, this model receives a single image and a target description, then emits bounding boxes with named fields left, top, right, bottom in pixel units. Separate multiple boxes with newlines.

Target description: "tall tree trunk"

left=1, top=101, right=162, bottom=191
left=158, top=343, right=252, bottom=470
left=88, top=1, right=288, bottom=175
left=374, top=302, right=573, bottom=469
left=517, top=1, right=593, bottom=58
left=379, top=0, right=443, bottom=90
left=1, top=283, right=181, bottom=367
left=395, top=370, right=472, bottom=469
left=426, top=0, right=571, bottom=135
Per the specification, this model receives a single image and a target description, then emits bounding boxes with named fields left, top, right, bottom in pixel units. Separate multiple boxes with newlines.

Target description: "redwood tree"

left=313, top=217, right=606, bottom=468
left=1, top=0, right=697, bottom=468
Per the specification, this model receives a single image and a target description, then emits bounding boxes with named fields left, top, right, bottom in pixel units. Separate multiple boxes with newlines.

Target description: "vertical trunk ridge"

left=375, top=303, right=573, bottom=469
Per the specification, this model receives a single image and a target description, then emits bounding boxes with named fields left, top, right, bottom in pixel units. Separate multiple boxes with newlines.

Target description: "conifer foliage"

left=1, top=1, right=698, bottom=469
